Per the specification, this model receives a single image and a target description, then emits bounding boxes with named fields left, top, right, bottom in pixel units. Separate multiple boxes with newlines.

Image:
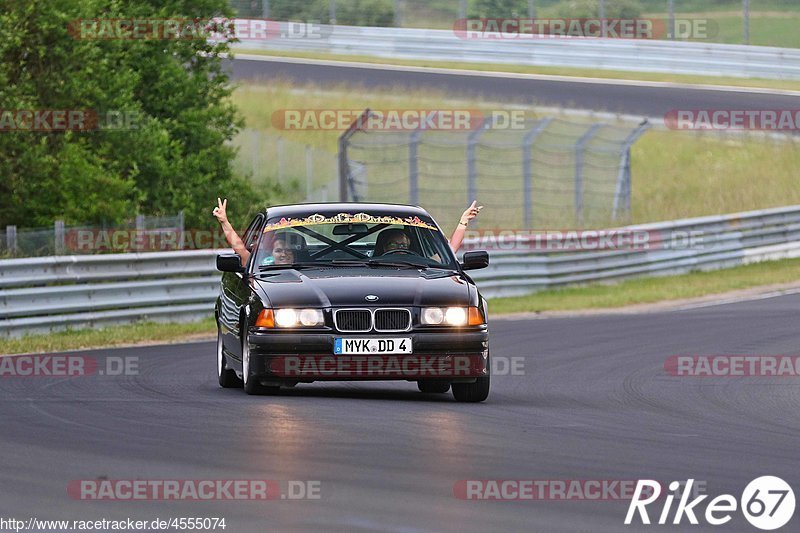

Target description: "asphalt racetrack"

left=228, top=55, right=800, bottom=118
left=2, top=294, right=799, bottom=531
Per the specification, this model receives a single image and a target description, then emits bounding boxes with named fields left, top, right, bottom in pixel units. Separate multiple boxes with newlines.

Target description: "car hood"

left=252, top=267, right=471, bottom=308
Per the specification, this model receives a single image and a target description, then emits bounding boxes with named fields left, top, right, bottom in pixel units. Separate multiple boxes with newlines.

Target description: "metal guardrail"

left=0, top=250, right=225, bottom=338
left=232, top=22, right=800, bottom=80
left=1, top=205, right=799, bottom=338
left=465, top=205, right=800, bottom=297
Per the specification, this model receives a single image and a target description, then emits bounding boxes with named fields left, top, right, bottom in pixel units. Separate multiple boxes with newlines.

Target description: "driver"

left=374, top=228, right=412, bottom=256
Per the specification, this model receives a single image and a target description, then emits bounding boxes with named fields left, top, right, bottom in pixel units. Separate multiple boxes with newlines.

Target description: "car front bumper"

left=247, top=330, right=488, bottom=381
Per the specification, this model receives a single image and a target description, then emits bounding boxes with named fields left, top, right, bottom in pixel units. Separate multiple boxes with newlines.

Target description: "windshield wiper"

left=324, top=258, right=430, bottom=269
left=258, top=262, right=327, bottom=271
left=366, top=259, right=428, bottom=269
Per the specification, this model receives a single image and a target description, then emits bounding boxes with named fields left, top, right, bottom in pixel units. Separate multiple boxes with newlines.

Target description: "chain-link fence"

left=1, top=214, right=184, bottom=258
left=231, top=129, right=338, bottom=203
left=339, top=114, right=649, bottom=230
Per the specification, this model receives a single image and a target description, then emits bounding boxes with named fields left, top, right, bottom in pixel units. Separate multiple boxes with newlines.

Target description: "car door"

left=220, top=214, right=265, bottom=363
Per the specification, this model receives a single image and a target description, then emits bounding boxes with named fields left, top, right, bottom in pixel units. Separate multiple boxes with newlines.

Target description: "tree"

left=0, top=0, right=269, bottom=230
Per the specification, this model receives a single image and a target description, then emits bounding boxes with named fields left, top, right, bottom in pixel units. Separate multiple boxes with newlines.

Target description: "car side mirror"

left=461, top=250, right=489, bottom=270
left=217, top=253, right=245, bottom=273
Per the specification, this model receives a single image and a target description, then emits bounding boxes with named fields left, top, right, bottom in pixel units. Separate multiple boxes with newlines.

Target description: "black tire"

left=242, top=336, right=279, bottom=396
left=217, top=329, right=242, bottom=388
left=417, top=379, right=451, bottom=393
left=452, top=353, right=490, bottom=402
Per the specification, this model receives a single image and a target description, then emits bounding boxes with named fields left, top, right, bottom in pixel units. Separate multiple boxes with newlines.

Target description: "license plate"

left=334, top=338, right=412, bottom=355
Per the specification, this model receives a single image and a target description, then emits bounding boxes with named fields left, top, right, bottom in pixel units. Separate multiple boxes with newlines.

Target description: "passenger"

left=212, top=198, right=483, bottom=265
left=448, top=200, right=482, bottom=252
left=261, top=232, right=307, bottom=265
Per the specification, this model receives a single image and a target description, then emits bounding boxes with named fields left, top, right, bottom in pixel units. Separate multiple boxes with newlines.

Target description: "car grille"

left=334, top=308, right=411, bottom=332
left=335, top=309, right=372, bottom=332
left=374, top=309, right=411, bottom=332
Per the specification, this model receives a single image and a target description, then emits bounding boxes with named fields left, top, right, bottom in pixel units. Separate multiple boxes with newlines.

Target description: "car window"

left=254, top=213, right=457, bottom=269
left=239, top=214, right=265, bottom=270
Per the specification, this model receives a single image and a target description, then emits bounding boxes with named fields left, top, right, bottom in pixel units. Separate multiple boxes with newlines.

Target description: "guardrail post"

left=177, top=211, right=185, bottom=250
left=409, top=128, right=424, bottom=205
left=394, top=0, right=402, bottom=27
left=743, top=0, right=750, bottom=44
left=135, top=214, right=145, bottom=252
left=338, top=108, right=372, bottom=201
left=521, top=118, right=552, bottom=229
left=54, top=220, right=65, bottom=255
left=251, top=129, right=259, bottom=181
left=466, top=115, right=495, bottom=211
left=668, top=0, right=675, bottom=39
left=6, top=225, right=17, bottom=255
left=305, top=145, right=313, bottom=200
left=277, top=136, right=285, bottom=182
left=574, top=124, right=604, bottom=226
left=612, top=120, right=650, bottom=221
left=598, top=0, right=606, bottom=37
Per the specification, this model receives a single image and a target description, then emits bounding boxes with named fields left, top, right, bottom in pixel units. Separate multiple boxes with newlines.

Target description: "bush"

left=0, top=0, right=274, bottom=230
left=556, top=0, right=643, bottom=19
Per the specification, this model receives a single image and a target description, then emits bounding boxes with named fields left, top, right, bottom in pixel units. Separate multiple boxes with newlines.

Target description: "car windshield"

left=253, top=212, right=458, bottom=270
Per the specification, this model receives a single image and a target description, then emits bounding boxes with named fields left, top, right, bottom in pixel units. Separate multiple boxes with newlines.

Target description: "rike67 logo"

left=625, top=477, right=795, bottom=530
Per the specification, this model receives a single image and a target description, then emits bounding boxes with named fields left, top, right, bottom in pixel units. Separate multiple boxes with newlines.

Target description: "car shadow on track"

left=217, top=383, right=462, bottom=403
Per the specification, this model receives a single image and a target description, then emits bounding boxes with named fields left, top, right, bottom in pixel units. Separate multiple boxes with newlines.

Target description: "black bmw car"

left=214, top=203, right=491, bottom=402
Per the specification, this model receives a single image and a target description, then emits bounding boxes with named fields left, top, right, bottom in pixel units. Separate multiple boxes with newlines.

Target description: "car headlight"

left=422, top=307, right=444, bottom=325
left=261, top=308, right=324, bottom=328
left=421, top=306, right=484, bottom=326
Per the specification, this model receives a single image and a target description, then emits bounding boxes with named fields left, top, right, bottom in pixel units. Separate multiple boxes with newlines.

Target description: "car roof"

left=263, top=202, right=434, bottom=220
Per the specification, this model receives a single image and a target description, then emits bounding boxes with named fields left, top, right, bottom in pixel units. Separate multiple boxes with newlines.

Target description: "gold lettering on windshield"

left=263, top=213, right=438, bottom=232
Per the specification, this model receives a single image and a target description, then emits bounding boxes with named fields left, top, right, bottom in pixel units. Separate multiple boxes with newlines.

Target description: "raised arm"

left=449, top=200, right=482, bottom=252
left=213, top=197, right=250, bottom=266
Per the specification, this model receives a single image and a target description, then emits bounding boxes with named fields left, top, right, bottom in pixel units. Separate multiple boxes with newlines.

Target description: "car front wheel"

left=217, top=329, right=242, bottom=388
left=242, top=335, right=279, bottom=396
left=451, top=353, right=490, bottom=403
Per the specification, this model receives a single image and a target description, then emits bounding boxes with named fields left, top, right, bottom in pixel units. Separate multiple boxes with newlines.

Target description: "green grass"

left=488, top=257, right=800, bottom=314
left=1, top=317, right=216, bottom=356
left=234, top=48, right=800, bottom=92
left=635, top=12, right=800, bottom=48
left=231, top=81, right=800, bottom=227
